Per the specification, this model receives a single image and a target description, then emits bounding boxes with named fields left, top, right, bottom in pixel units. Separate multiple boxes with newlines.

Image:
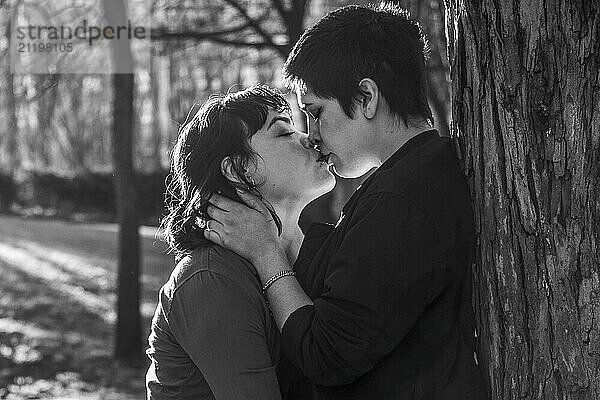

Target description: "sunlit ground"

left=0, top=215, right=173, bottom=399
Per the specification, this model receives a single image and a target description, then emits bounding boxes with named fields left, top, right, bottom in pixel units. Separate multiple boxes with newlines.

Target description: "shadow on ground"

left=0, top=215, right=173, bottom=399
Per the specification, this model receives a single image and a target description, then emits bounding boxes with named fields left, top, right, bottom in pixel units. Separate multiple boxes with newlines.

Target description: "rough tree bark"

left=100, top=0, right=142, bottom=365
left=446, top=0, right=599, bottom=399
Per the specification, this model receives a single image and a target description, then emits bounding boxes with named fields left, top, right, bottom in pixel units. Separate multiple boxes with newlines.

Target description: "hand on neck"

left=268, top=198, right=306, bottom=265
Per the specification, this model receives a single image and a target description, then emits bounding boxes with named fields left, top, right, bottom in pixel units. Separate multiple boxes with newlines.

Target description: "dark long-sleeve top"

left=283, top=130, right=488, bottom=399
left=146, top=245, right=282, bottom=400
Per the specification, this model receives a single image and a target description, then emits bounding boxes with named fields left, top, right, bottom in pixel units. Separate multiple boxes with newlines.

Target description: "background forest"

left=0, top=0, right=449, bottom=225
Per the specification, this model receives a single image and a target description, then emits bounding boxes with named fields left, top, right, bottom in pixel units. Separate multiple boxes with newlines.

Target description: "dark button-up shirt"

left=283, top=130, right=487, bottom=399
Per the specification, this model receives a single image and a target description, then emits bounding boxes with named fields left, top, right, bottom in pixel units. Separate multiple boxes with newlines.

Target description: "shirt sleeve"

left=281, top=192, right=447, bottom=386
left=168, top=270, right=281, bottom=400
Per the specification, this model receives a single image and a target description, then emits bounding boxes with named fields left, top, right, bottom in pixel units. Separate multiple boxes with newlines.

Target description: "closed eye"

left=279, top=131, right=294, bottom=137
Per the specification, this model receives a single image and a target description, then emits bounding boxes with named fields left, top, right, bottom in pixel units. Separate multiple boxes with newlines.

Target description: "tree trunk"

left=446, top=0, right=600, bottom=399
left=148, top=0, right=162, bottom=172
left=2, top=2, right=19, bottom=175
left=4, top=58, right=18, bottom=176
left=100, top=0, right=142, bottom=366
left=281, top=0, right=308, bottom=56
left=393, top=0, right=451, bottom=137
left=36, top=74, right=60, bottom=169
left=149, top=50, right=163, bottom=172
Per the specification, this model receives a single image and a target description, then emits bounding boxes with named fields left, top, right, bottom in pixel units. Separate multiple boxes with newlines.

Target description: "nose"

left=306, top=116, right=322, bottom=150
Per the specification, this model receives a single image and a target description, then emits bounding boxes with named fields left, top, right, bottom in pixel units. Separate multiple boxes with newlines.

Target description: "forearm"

left=254, top=248, right=313, bottom=330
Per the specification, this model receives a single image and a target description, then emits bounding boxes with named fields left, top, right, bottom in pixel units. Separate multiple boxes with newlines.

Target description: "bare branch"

left=221, top=0, right=285, bottom=56
left=150, top=23, right=254, bottom=40
left=151, top=2, right=290, bottom=57
left=204, top=36, right=286, bottom=51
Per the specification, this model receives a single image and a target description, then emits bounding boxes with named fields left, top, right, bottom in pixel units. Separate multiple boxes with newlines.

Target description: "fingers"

left=201, top=217, right=225, bottom=242
left=207, top=193, right=235, bottom=212
left=208, top=191, right=268, bottom=215
left=203, top=227, right=223, bottom=245
left=235, top=189, right=269, bottom=214
left=196, top=216, right=224, bottom=235
left=206, top=204, right=228, bottom=221
left=205, top=217, right=224, bottom=231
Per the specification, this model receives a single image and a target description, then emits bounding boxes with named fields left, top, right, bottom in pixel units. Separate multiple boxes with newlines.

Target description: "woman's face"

left=247, top=110, right=336, bottom=205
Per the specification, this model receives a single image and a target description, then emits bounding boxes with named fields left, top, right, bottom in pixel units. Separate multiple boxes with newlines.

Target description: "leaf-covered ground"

left=0, top=215, right=173, bottom=399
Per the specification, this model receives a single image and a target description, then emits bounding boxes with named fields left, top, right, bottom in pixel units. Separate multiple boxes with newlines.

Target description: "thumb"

left=236, top=189, right=269, bottom=213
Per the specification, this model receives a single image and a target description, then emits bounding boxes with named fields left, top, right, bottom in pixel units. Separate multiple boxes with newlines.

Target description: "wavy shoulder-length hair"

left=161, top=85, right=291, bottom=256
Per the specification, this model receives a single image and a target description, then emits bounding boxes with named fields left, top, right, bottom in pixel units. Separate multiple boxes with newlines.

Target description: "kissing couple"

left=146, top=3, right=487, bottom=400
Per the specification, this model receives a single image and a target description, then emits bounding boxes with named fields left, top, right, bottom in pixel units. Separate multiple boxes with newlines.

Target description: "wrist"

left=253, top=245, right=290, bottom=284
left=261, top=269, right=295, bottom=294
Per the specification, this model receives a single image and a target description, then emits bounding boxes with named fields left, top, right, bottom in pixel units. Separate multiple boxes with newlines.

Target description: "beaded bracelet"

left=262, top=270, right=295, bottom=293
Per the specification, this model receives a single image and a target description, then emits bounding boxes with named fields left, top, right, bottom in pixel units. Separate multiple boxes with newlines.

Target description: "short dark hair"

left=283, top=2, right=432, bottom=126
left=161, top=85, right=290, bottom=256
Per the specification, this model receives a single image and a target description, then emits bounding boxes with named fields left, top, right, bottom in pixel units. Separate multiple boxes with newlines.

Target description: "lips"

left=316, top=153, right=331, bottom=164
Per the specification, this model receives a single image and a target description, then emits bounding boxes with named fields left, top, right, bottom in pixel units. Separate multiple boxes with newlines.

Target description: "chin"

left=322, top=175, right=337, bottom=194
left=307, top=172, right=336, bottom=200
left=333, top=162, right=371, bottom=179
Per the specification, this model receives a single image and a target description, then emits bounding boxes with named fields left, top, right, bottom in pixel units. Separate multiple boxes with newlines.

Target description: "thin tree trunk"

left=100, top=0, right=142, bottom=366
left=4, top=61, right=18, bottom=175
left=157, top=56, right=171, bottom=155
left=278, top=0, right=308, bottom=56
left=446, top=0, right=600, bottom=399
left=3, top=2, right=19, bottom=175
left=148, top=0, right=162, bottom=172
left=393, top=0, right=451, bottom=137
left=36, top=74, right=60, bottom=168
left=150, top=50, right=163, bottom=172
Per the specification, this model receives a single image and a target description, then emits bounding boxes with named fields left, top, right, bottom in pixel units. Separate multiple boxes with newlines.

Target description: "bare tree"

left=1, top=1, right=19, bottom=175
left=34, top=74, right=60, bottom=169
left=100, top=0, right=141, bottom=365
left=148, top=45, right=163, bottom=172
left=446, top=0, right=600, bottom=398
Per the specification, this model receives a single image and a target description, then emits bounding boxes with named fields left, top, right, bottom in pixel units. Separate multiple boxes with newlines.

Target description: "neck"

left=374, top=119, right=434, bottom=166
left=268, top=197, right=306, bottom=265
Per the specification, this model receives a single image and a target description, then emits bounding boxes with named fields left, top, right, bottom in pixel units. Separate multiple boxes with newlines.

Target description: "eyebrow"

left=267, top=116, right=291, bottom=130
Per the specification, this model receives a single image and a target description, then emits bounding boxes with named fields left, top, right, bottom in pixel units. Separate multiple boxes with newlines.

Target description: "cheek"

left=276, top=147, right=309, bottom=179
left=257, top=146, right=297, bottom=179
left=322, top=116, right=346, bottom=143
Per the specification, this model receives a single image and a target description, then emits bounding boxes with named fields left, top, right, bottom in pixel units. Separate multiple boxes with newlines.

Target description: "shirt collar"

left=378, top=129, right=439, bottom=171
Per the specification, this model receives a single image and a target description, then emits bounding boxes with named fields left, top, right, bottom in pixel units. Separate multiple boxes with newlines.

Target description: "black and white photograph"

left=0, top=0, right=598, bottom=399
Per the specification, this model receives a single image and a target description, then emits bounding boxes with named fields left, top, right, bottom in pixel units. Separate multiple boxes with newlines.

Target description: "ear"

left=358, top=78, right=379, bottom=120
left=220, top=156, right=243, bottom=184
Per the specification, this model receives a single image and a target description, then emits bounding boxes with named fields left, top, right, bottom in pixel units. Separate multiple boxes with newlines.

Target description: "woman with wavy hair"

left=145, top=85, right=335, bottom=400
